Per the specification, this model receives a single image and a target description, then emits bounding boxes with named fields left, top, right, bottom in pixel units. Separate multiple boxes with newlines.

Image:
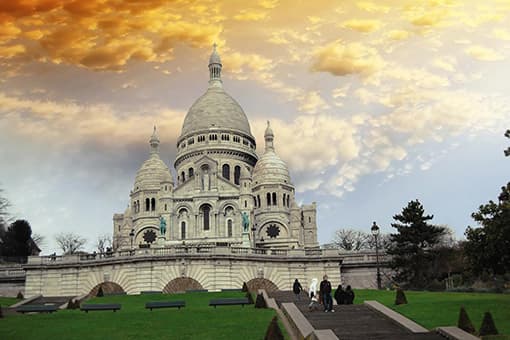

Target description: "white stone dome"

left=134, top=154, right=173, bottom=190
left=180, top=86, right=253, bottom=137
left=253, top=150, right=291, bottom=185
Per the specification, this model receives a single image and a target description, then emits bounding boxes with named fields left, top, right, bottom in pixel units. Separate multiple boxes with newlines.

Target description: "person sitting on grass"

left=345, top=285, right=355, bottom=305
left=334, top=284, right=345, bottom=305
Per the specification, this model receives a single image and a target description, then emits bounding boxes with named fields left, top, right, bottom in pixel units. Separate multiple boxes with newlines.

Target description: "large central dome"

left=179, top=45, right=253, bottom=139
left=180, top=86, right=252, bottom=137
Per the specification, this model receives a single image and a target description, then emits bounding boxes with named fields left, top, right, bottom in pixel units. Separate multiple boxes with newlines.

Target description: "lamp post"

left=129, top=228, right=135, bottom=252
left=371, top=221, right=382, bottom=290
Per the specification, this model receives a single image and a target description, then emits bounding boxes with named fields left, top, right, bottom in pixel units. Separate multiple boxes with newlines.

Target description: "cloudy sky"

left=0, top=0, right=509, bottom=253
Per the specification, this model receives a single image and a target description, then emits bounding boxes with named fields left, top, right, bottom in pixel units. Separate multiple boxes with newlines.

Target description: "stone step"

left=269, top=290, right=445, bottom=340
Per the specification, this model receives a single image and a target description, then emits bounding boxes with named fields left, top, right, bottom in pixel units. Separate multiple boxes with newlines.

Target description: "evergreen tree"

left=457, top=306, right=476, bottom=334
left=387, top=200, right=445, bottom=289
left=395, top=288, right=407, bottom=305
left=464, top=183, right=510, bottom=276
left=479, top=311, right=498, bottom=336
left=242, top=282, right=248, bottom=292
left=264, top=316, right=284, bottom=340
left=255, top=293, right=267, bottom=308
left=1, top=220, right=33, bottom=257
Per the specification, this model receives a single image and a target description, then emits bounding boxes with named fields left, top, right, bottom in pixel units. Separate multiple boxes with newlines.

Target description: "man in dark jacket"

left=293, top=279, right=303, bottom=300
left=320, top=275, right=334, bottom=312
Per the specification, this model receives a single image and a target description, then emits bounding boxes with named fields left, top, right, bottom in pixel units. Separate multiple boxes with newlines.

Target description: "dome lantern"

left=150, top=125, right=160, bottom=155
left=264, top=121, right=274, bottom=151
left=208, top=43, right=222, bottom=87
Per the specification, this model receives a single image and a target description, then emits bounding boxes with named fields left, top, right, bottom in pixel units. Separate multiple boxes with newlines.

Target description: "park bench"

left=209, top=298, right=250, bottom=308
left=16, top=304, right=58, bottom=314
left=140, top=291, right=162, bottom=295
left=81, top=303, right=121, bottom=313
left=145, top=301, right=186, bottom=311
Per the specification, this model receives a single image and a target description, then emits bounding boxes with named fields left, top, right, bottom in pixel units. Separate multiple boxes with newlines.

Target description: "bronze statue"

left=159, top=216, right=167, bottom=236
left=242, top=212, right=250, bottom=232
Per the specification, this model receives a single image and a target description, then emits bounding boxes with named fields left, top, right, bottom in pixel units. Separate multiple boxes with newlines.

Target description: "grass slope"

left=0, top=292, right=286, bottom=340
left=352, top=289, right=510, bottom=337
left=0, top=296, right=19, bottom=307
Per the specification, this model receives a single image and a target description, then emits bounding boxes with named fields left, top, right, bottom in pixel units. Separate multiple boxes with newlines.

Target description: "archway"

left=88, top=281, right=125, bottom=297
left=163, top=277, right=204, bottom=293
left=246, top=278, right=278, bottom=292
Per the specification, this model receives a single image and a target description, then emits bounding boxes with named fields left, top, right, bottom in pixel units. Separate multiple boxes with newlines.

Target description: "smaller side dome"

left=134, top=127, right=173, bottom=190
left=253, top=121, right=291, bottom=185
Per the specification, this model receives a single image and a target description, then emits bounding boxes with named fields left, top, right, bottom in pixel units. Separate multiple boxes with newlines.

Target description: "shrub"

left=246, top=291, right=254, bottom=304
left=67, top=299, right=79, bottom=310
left=242, top=282, right=248, bottom=292
left=255, top=293, right=267, bottom=308
left=457, top=306, right=476, bottom=334
left=0, top=305, right=3, bottom=318
left=479, top=311, right=498, bottom=336
left=16, top=291, right=24, bottom=299
left=97, top=286, right=104, bottom=297
left=264, top=316, right=284, bottom=340
left=395, top=288, right=407, bottom=305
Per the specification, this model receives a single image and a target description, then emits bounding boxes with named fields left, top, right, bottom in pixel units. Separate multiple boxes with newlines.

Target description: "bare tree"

left=31, top=233, right=46, bottom=250
left=96, top=234, right=112, bottom=253
left=332, top=229, right=370, bottom=251
left=0, top=187, right=11, bottom=235
left=366, top=233, right=392, bottom=250
left=55, top=232, right=87, bottom=255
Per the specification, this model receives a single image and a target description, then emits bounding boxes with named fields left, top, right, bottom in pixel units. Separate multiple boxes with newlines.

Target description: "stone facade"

left=112, top=46, right=318, bottom=250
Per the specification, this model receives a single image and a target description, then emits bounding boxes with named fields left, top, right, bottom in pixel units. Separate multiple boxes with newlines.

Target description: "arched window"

left=257, top=195, right=261, bottom=208
left=283, top=193, right=286, bottom=206
left=272, top=192, right=277, bottom=206
left=164, top=204, right=167, bottom=211
left=188, top=168, right=194, bottom=178
left=266, top=193, right=271, bottom=206
left=234, top=166, right=241, bottom=185
left=145, top=198, right=150, bottom=211
left=151, top=198, right=156, bottom=211
left=227, top=219, right=233, bottom=237
left=136, top=200, right=140, bottom=213
left=181, top=171, right=185, bottom=182
left=201, top=204, right=211, bottom=231
left=254, top=197, right=257, bottom=207
left=287, top=195, right=290, bottom=207
left=244, top=200, right=247, bottom=208
left=222, top=164, right=230, bottom=180
left=181, top=221, right=186, bottom=239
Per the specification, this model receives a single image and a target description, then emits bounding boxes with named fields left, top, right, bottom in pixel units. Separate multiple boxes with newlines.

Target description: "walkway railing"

left=26, top=247, right=387, bottom=265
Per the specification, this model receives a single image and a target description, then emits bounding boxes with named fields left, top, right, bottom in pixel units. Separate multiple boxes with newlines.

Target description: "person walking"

left=345, top=285, right=355, bottom=304
left=334, top=284, right=345, bottom=305
left=320, top=275, right=334, bottom=312
left=293, top=278, right=303, bottom=300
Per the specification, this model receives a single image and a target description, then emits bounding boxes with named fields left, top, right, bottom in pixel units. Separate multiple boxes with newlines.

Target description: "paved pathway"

left=269, top=291, right=445, bottom=340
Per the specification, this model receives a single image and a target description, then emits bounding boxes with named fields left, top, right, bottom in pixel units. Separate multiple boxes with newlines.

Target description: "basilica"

left=112, top=47, right=319, bottom=250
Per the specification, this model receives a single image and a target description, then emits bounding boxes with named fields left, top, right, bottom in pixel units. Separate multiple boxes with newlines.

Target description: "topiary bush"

left=255, top=293, right=267, bottom=308
left=242, top=282, right=248, bottom=292
left=16, top=291, right=24, bottom=299
left=395, top=288, right=407, bottom=305
left=457, top=306, right=476, bottom=334
left=97, top=285, right=104, bottom=297
left=246, top=291, right=254, bottom=304
left=479, top=311, right=498, bottom=336
left=264, top=316, right=284, bottom=340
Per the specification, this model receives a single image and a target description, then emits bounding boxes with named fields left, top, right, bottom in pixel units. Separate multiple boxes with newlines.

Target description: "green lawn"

left=0, top=296, right=19, bottom=307
left=351, top=289, right=510, bottom=338
left=0, top=291, right=288, bottom=340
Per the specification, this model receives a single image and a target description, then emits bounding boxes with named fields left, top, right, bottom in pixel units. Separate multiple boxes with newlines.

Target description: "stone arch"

left=88, top=281, right=125, bottom=297
left=246, top=278, right=278, bottom=292
left=218, top=201, right=239, bottom=213
left=163, top=277, right=204, bottom=293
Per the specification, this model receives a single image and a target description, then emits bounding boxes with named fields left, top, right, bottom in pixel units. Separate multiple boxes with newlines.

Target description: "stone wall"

left=23, top=249, right=389, bottom=297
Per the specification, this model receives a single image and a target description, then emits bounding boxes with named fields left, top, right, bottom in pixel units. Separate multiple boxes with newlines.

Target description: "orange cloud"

left=0, top=0, right=222, bottom=70
left=341, top=19, right=383, bottom=33
left=311, top=41, right=384, bottom=76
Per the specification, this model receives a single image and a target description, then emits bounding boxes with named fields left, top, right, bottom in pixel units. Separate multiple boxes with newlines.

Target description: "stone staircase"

left=269, top=291, right=445, bottom=340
